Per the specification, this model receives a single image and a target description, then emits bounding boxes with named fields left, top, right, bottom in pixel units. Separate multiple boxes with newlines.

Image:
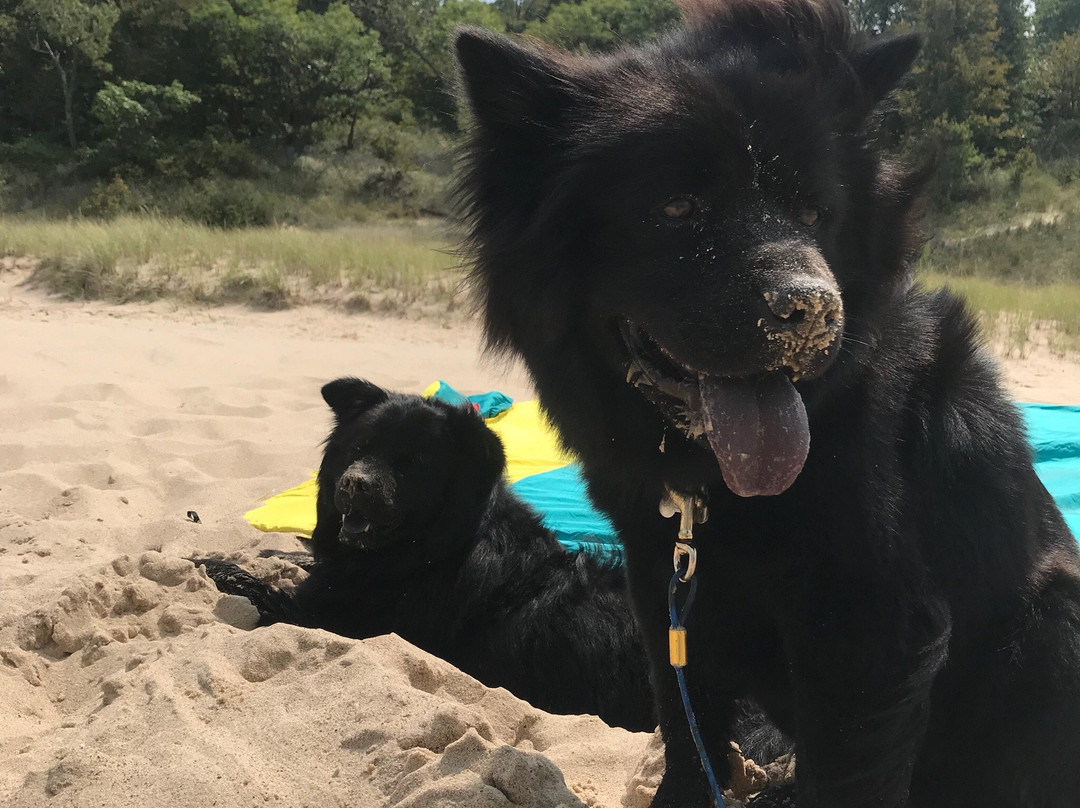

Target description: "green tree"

left=191, top=0, right=388, bottom=153
left=91, top=79, right=200, bottom=166
left=526, top=0, right=679, bottom=53
left=350, top=0, right=503, bottom=128
left=0, top=11, right=14, bottom=71
left=995, top=0, right=1030, bottom=143
left=1031, top=30, right=1080, bottom=158
left=17, top=0, right=120, bottom=148
left=1033, top=0, right=1080, bottom=43
left=527, top=0, right=619, bottom=51
left=617, top=0, right=681, bottom=42
left=493, top=0, right=553, bottom=32
left=898, top=0, right=1011, bottom=197
left=844, top=0, right=904, bottom=33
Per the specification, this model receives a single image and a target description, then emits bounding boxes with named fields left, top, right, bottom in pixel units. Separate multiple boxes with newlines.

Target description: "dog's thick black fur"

left=453, top=1, right=1080, bottom=806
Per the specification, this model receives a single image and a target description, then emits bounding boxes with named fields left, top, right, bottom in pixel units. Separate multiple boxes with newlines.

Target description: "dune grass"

left=914, top=171, right=1080, bottom=354
left=1, top=213, right=1077, bottom=353
left=919, top=169, right=1080, bottom=287
left=919, top=273, right=1080, bottom=354
left=0, top=215, right=463, bottom=311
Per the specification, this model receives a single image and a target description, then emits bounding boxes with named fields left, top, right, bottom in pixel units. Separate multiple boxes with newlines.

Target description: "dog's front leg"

left=782, top=576, right=951, bottom=808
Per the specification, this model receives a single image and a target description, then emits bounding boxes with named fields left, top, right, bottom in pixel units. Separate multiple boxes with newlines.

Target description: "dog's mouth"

left=338, top=513, right=396, bottom=550
left=621, top=321, right=810, bottom=497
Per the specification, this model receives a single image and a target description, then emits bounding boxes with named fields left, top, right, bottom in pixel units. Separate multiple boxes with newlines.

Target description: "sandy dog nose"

left=762, top=282, right=842, bottom=333
left=759, top=281, right=844, bottom=377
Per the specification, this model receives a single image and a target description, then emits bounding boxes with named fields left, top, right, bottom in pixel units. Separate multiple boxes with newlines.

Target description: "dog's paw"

left=257, top=548, right=316, bottom=570
left=190, top=557, right=288, bottom=622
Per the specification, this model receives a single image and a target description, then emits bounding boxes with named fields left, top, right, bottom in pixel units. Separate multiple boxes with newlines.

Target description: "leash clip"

left=673, top=541, right=697, bottom=582
left=661, top=488, right=706, bottom=581
left=659, top=488, right=708, bottom=539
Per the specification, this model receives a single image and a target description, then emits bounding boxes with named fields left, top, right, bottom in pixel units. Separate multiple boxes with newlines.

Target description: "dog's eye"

left=661, top=197, right=696, bottom=220
left=797, top=207, right=821, bottom=227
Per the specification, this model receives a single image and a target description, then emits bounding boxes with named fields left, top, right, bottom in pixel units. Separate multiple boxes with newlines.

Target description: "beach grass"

left=914, top=169, right=1080, bottom=353
left=0, top=215, right=463, bottom=311
left=1, top=214, right=1077, bottom=353
left=919, top=273, right=1080, bottom=354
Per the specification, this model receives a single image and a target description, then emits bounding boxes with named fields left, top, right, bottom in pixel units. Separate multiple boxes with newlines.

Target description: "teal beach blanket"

left=1020, top=403, right=1080, bottom=539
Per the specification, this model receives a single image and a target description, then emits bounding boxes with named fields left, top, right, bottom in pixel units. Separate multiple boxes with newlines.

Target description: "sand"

left=2, top=266, right=1078, bottom=808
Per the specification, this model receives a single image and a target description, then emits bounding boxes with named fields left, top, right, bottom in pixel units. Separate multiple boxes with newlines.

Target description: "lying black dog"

left=200, top=378, right=653, bottom=731
left=200, top=378, right=788, bottom=756
left=453, top=1, right=1080, bottom=806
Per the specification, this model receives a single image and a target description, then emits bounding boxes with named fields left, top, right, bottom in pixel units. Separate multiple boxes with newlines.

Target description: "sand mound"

left=0, top=287, right=657, bottom=808
left=1, top=551, right=651, bottom=807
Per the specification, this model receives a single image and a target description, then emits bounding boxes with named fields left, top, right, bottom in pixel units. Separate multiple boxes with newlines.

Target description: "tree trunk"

left=60, top=63, right=77, bottom=149
left=41, top=43, right=78, bottom=149
left=346, top=110, right=358, bottom=151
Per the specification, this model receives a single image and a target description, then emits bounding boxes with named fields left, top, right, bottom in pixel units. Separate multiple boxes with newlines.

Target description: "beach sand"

left=2, top=267, right=1077, bottom=807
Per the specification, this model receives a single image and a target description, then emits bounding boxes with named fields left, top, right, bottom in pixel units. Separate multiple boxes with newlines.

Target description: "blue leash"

left=669, top=567, right=727, bottom=808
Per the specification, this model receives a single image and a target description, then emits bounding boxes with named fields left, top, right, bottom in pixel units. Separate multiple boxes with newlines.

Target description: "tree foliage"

left=91, top=79, right=200, bottom=166
left=525, top=0, right=680, bottom=51
left=16, top=0, right=120, bottom=147
left=1033, top=0, right=1080, bottom=42
left=1031, top=30, right=1080, bottom=159
left=188, top=0, right=387, bottom=153
left=0, top=0, right=1076, bottom=211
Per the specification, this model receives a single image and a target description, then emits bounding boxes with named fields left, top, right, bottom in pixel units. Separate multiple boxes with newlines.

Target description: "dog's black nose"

left=335, top=473, right=370, bottom=513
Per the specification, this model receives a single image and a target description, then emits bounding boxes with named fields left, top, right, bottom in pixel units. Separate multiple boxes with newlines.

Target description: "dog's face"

left=455, top=0, right=924, bottom=496
left=313, top=379, right=505, bottom=561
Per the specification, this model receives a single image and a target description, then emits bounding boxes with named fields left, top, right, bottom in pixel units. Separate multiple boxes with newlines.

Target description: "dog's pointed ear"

left=454, top=26, right=580, bottom=138
left=321, top=378, right=388, bottom=420
left=445, top=404, right=507, bottom=483
left=850, top=32, right=921, bottom=109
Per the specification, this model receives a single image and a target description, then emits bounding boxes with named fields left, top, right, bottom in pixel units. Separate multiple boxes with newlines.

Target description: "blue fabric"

left=429, top=381, right=513, bottom=418
left=510, top=465, right=621, bottom=561
left=1019, top=403, right=1080, bottom=539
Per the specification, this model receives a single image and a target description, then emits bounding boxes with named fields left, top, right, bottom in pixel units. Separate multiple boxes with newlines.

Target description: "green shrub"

left=0, top=136, right=70, bottom=169
left=348, top=165, right=410, bottom=203
left=79, top=176, right=136, bottom=219
left=156, top=136, right=268, bottom=182
left=1010, top=148, right=1038, bottom=193
left=178, top=179, right=279, bottom=228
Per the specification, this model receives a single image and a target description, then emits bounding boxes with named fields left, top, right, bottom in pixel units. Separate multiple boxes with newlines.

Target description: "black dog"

left=200, top=378, right=655, bottom=731
left=454, top=1, right=1080, bottom=806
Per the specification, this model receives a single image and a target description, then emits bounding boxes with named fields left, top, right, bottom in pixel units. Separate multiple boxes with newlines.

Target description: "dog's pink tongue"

left=699, top=372, right=810, bottom=497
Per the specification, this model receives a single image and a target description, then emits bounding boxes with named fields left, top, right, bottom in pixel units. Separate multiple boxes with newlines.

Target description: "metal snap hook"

left=673, top=541, right=697, bottom=581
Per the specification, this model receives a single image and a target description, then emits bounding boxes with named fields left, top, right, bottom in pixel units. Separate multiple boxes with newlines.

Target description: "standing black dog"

left=453, top=1, right=1080, bottom=806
